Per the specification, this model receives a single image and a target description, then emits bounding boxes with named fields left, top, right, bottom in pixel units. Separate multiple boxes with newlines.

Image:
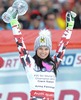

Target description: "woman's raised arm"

left=10, top=19, right=34, bottom=69
left=53, top=11, right=76, bottom=68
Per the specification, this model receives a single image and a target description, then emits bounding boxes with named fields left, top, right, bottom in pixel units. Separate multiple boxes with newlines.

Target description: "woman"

left=10, top=11, right=76, bottom=100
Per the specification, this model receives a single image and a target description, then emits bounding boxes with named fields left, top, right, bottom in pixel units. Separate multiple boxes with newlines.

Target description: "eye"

left=45, top=47, right=49, bottom=50
left=38, top=47, right=42, bottom=50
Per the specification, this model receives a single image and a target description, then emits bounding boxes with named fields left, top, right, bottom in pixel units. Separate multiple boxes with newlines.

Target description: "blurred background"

left=0, top=0, right=81, bottom=100
left=0, top=0, right=81, bottom=30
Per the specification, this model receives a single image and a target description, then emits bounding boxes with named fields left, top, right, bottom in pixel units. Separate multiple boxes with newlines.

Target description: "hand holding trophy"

left=2, top=0, right=28, bottom=23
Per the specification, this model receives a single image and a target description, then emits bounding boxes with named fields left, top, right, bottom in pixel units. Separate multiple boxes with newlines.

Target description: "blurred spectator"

left=0, top=3, right=7, bottom=30
left=28, top=10, right=44, bottom=29
left=29, top=0, right=39, bottom=10
left=0, top=18, right=6, bottom=30
left=46, top=0, right=54, bottom=9
left=74, top=1, right=81, bottom=29
left=18, top=16, right=30, bottom=29
left=0, top=0, right=81, bottom=30
left=39, top=5, right=48, bottom=17
left=60, top=1, right=72, bottom=20
left=38, top=0, right=47, bottom=6
left=0, top=3, right=5, bottom=15
left=43, top=10, right=59, bottom=29
left=51, top=3, right=66, bottom=29
left=4, top=0, right=14, bottom=10
left=7, top=0, right=14, bottom=6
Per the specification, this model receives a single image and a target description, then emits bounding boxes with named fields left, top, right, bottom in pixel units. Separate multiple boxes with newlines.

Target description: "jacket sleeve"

left=10, top=19, right=35, bottom=69
left=53, top=11, right=76, bottom=68
left=53, top=29, right=73, bottom=68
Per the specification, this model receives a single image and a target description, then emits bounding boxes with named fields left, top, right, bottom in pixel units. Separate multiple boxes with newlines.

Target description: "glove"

left=66, top=11, right=77, bottom=30
left=10, top=18, right=19, bottom=26
left=10, top=18, right=21, bottom=28
left=10, top=12, right=21, bottom=28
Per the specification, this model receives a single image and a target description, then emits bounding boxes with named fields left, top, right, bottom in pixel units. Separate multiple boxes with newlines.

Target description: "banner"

left=55, top=81, right=81, bottom=100
left=0, top=84, right=30, bottom=100
left=0, top=53, right=30, bottom=100
left=0, top=30, right=81, bottom=53
left=0, top=49, right=81, bottom=100
left=60, top=50, right=81, bottom=67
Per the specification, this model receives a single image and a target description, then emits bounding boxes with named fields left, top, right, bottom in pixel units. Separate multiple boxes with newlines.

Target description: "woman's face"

left=37, top=46, right=50, bottom=59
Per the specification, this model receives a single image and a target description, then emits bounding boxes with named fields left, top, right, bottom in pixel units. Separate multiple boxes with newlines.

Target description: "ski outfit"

left=10, top=11, right=75, bottom=100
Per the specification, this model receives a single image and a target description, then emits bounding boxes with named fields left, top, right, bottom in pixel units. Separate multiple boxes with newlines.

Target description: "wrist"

left=66, top=21, right=74, bottom=30
left=10, top=19, right=19, bottom=27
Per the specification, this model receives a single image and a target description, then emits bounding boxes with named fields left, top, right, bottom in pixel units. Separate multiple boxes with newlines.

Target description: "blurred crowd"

left=0, top=0, right=81, bottom=30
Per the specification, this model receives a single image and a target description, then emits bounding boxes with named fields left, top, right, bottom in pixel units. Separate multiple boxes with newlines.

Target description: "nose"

left=41, top=49, right=46, bottom=54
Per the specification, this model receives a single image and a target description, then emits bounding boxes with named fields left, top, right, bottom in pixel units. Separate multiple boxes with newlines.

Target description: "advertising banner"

left=0, top=53, right=30, bottom=100
left=0, top=49, right=81, bottom=100
left=55, top=81, right=81, bottom=100
left=0, top=84, right=30, bottom=100
left=60, top=50, right=81, bottom=67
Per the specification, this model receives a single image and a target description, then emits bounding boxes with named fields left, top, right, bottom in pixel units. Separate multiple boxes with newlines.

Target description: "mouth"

left=40, top=54, right=47, bottom=58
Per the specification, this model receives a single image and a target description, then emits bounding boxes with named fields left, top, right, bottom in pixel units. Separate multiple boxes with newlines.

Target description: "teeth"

left=40, top=54, right=46, bottom=57
left=41, top=54, right=45, bottom=57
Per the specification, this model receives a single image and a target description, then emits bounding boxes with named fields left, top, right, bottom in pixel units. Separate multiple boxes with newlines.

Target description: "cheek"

left=46, top=51, right=50, bottom=55
left=37, top=50, right=41, bottom=56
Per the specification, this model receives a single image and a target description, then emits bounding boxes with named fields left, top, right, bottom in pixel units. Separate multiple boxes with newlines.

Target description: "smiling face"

left=37, top=46, right=50, bottom=59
